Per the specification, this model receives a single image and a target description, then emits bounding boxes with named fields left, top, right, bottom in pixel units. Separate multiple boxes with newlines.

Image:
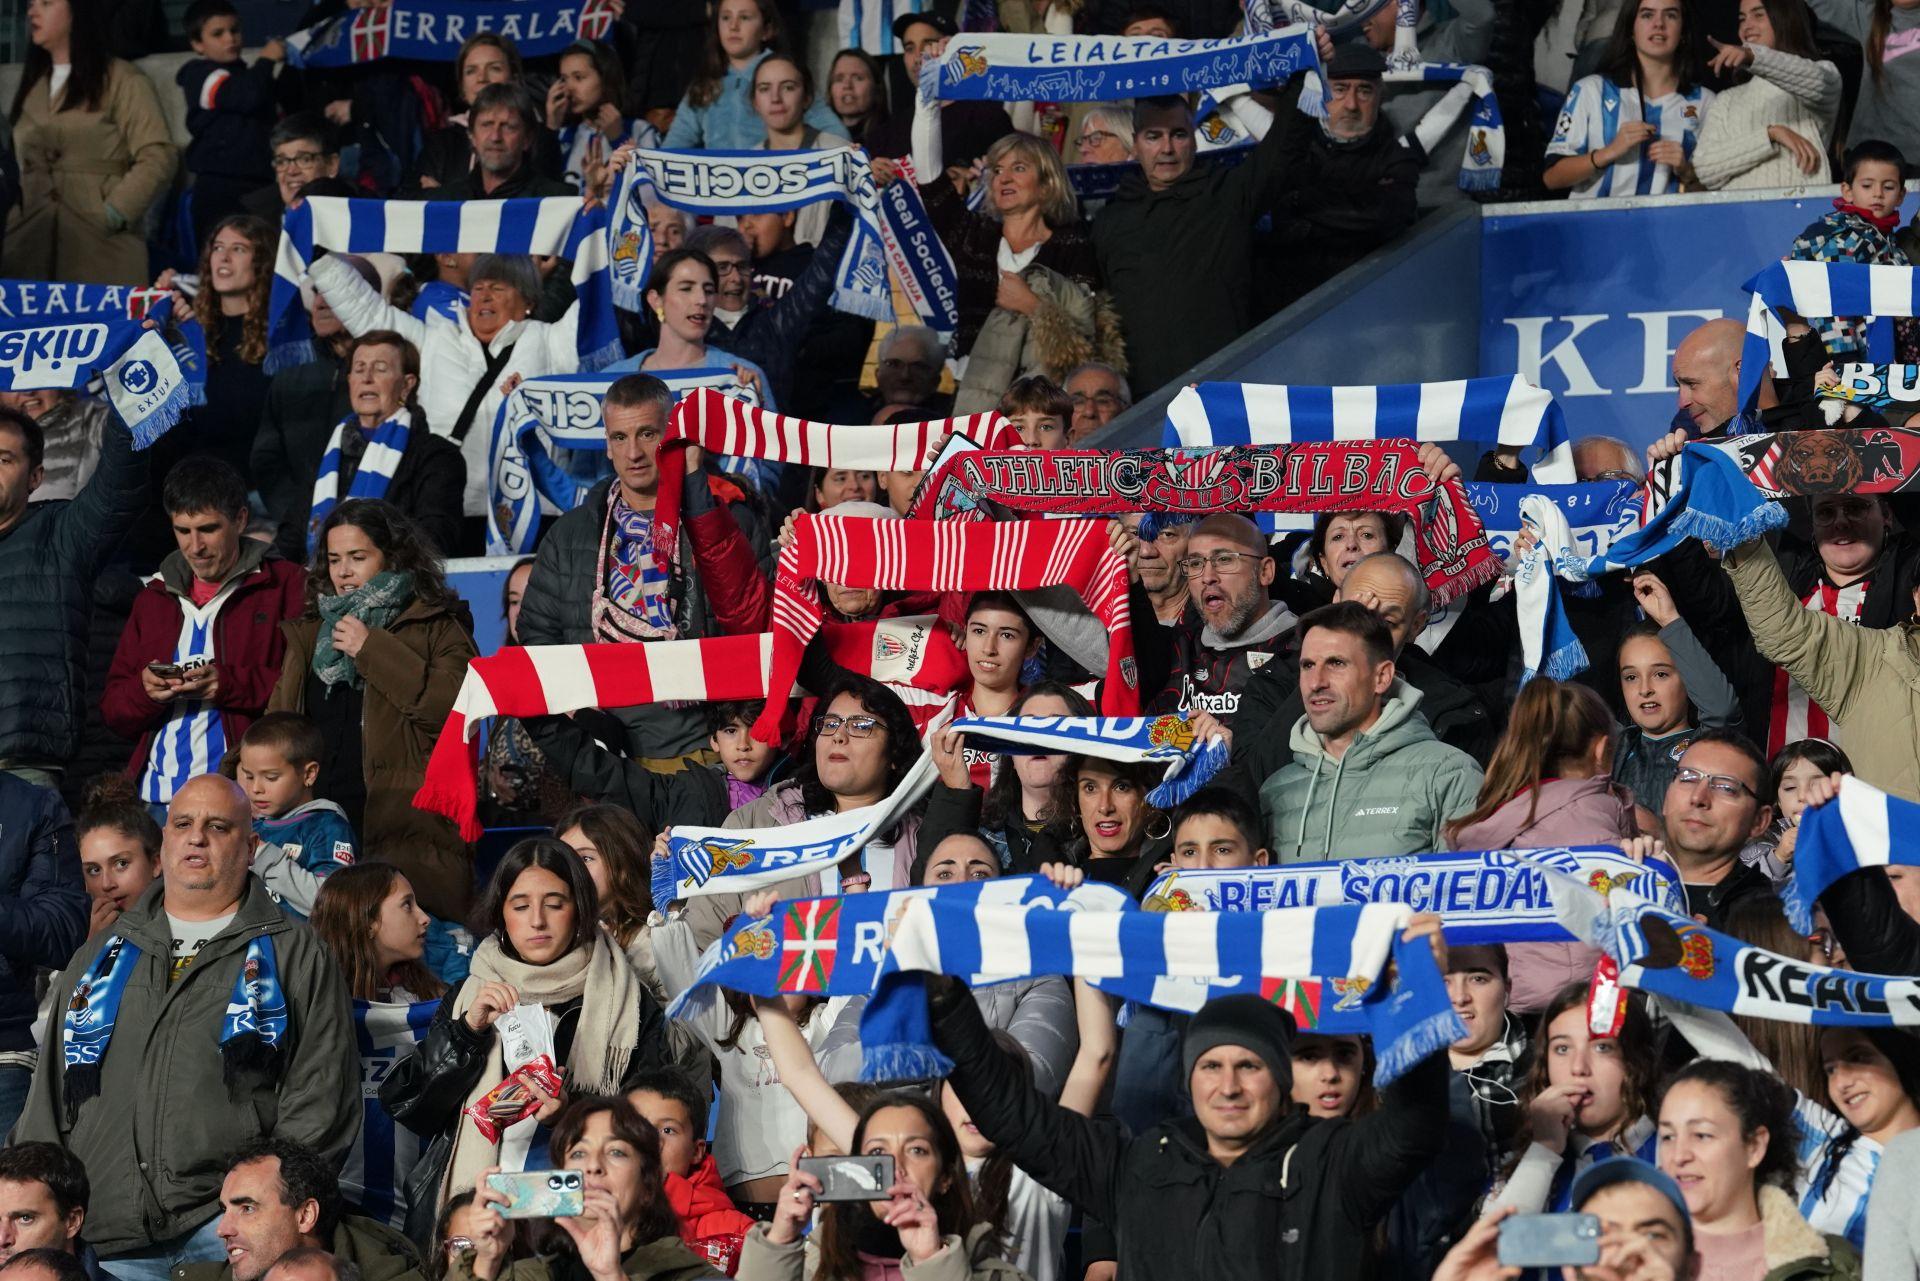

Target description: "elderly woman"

left=1073, top=105, right=1134, bottom=165
left=309, top=250, right=591, bottom=552
left=273, top=330, right=466, bottom=559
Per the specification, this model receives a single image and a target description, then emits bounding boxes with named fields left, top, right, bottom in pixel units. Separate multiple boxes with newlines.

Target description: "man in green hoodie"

left=1260, top=601, right=1483, bottom=862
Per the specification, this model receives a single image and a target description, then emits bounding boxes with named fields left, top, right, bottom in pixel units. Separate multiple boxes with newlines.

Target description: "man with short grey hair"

left=872, top=327, right=948, bottom=417
left=434, top=84, right=572, bottom=201
left=1066, top=362, right=1130, bottom=441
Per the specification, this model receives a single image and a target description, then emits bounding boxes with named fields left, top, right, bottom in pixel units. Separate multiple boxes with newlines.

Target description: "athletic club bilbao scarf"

left=881, top=896, right=1464, bottom=1085
left=270, top=195, right=618, bottom=374
left=650, top=389, right=1021, bottom=570
left=667, top=875, right=1133, bottom=1080
left=609, top=149, right=893, bottom=323
left=1613, top=895, right=1920, bottom=1027
left=1162, top=376, right=1573, bottom=485
left=1739, top=261, right=1920, bottom=406
left=287, top=0, right=616, bottom=67
left=919, top=445, right=1500, bottom=605
left=64, top=933, right=286, bottom=1119
left=1696, top=426, right=1920, bottom=499
left=949, top=714, right=1227, bottom=808
left=758, top=513, right=1136, bottom=743
left=1784, top=774, right=1918, bottom=935
left=1142, top=847, right=1685, bottom=944
left=0, top=297, right=189, bottom=448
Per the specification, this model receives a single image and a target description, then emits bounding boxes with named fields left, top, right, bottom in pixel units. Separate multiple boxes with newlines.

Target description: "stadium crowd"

left=6, top=0, right=1920, bottom=1279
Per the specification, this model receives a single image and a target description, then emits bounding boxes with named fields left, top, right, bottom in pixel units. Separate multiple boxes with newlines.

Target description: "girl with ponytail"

left=1446, top=678, right=1648, bottom=1013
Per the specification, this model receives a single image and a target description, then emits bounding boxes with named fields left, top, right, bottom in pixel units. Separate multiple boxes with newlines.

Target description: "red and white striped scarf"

left=651, top=390, right=1021, bottom=568
left=756, top=513, right=1136, bottom=743
left=1768, top=578, right=1869, bottom=753
left=415, top=621, right=971, bottom=838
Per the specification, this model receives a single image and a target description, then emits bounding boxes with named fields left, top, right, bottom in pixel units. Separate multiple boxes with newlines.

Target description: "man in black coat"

left=0, top=774, right=88, bottom=1138
left=927, top=934, right=1451, bottom=1281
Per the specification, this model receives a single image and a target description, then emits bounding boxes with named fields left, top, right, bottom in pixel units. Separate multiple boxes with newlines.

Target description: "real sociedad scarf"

left=0, top=297, right=188, bottom=448
left=650, top=389, right=1020, bottom=571
left=920, top=444, right=1501, bottom=605
left=270, top=196, right=619, bottom=375
left=1142, top=847, right=1685, bottom=943
left=922, top=28, right=1321, bottom=109
left=1613, top=895, right=1920, bottom=1027
left=1739, top=261, right=1915, bottom=406
left=882, top=896, right=1464, bottom=1085
left=1784, top=774, right=1915, bottom=935
left=1296, top=64, right=1503, bottom=190
left=287, top=0, right=616, bottom=67
left=949, top=714, right=1227, bottom=808
left=654, top=739, right=940, bottom=907
left=1162, top=376, right=1573, bottom=484
left=667, top=875, right=1133, bottom=1079
left=63, top=933, right=287, bottom=1119
left=759, top=513, right=1137, bottom=743
left=874, top=156, right=962, bottom=340
left=309, top=409, right=412, bottom=554
left=609, top=149, right=893, bottom=324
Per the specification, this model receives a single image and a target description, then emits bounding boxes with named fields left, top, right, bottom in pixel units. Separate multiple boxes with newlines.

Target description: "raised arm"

left=752, top=992, right=859, bottom=1153
left=1057, top=979, right=1118, bottom=1117
left=309, top=253, right=429, bottom=347
left=1721, top=537, right=1881, bottom=726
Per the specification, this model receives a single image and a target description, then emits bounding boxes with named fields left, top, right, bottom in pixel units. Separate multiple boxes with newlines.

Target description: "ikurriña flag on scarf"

left=917, top=444, right=1500, bottom=605
left=609, top=148, right=898, bottom=325
left=878, top=896, right=1465, bottom=1085
left=1738, top=261, right=1920, bottom=406
left=1784, top=774, right=1915, bottom=935
left=948, top=715, right=1227, bottom=808
left=757, top=513, right=1137, bottom=744
left=1162, top=375, right=1573, bottom=485
left=1141, top=847, right=1685, bottom=944
left=286, top=0, right=617, bottom=66
left=269, top=195, right=619, bottom=374
left=1612, top=895, right=1920, bottom=1027
left=666, top=875, right=1134, bottom=1080
left=0, top=295, right=190, bottom=448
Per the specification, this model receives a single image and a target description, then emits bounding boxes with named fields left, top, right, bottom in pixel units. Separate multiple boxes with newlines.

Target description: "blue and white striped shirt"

left=1547, top=75, right=1714, bottom=201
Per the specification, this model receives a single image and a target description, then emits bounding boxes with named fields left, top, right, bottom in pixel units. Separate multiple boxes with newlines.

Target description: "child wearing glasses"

left=1611, top=569, right=1744, bottom=816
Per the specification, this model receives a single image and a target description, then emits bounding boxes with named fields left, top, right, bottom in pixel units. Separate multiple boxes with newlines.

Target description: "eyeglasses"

left=814, top=713, right=882, bottom=739
left=271, top=151, right=329, bottom=171
left=443, top=1237, right=474, bottom=1256
left=1071, top=391, right=1123, bottom=410
left=879, top=357, right=934, bottom=372
left=1592, top=469, right=1640, bottom=484
left=1808, top=928, right=1839, bottom=962
left=1077, top=130, right=1121, bottom=150
left=1177, top=550, right=1265, bottom=576
left=712, top=260, right=752, bottom=277
left=1674, top=766, right=1757, bottom=801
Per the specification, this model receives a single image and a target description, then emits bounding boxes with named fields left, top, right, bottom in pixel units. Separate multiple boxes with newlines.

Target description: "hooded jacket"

left=172, top=1214, right=424, bottom=1281
left=1744, top=1185, right=1861, bottom=1281
left=15, top=875, right=359, bottom=1256
left=667, top=1153, right=755, bottom=1275
left=1260, top=679, right=1483, bottom=863
left=102, top=538, right=306, bottom=787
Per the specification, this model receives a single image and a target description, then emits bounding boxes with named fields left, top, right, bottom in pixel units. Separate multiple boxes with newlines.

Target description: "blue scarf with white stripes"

left=270, top=196, right=620, bottom=374
left=286, top=0, right=617, bottom=67
left=308, top=410, right=412, bottom=554
left=0, top=297, right=190, bottom=448
left=949, top=715, right=1227, bottom=808
left=1785, top=774, right=1918, bottom=935
left=1739, top=261, right=1913, bottom=407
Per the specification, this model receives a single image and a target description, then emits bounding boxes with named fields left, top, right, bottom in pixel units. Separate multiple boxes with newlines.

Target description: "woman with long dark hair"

left=3, top=0, right=176, bottom=283
left=923, top=681, right=1092, bottom=877
left=1807, top=0, right=1920, bottom=153
left=381, top=841, right=671, bottom=1213
left=1693, top=0, right=1840, bottom=188
left=554, top=803, right=661, bottom=988
left=1544, top=0, right=1714, bottom=197
left=266, top=498, right=477, bottom=921
left=662, top=0, right=839, bottom=150
left=612, top=248, right=773, bottom=407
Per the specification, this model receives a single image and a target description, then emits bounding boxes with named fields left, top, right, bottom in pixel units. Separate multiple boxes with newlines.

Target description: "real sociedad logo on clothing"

left=0, top=324, right=109, bottom=377
left=118, top=358, right=158, bottom=396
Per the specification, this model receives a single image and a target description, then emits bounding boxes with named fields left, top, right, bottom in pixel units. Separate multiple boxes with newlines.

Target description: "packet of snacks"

left=464, top=1004, right=563, bottom=1143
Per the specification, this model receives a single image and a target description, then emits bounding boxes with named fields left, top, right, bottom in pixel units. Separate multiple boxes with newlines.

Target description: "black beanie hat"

left=1181, top=994, right=1298, bottom=1089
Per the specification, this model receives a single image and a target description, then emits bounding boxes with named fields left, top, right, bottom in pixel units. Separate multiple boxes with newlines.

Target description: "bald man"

left=16, top=773, right=357, bottom=1274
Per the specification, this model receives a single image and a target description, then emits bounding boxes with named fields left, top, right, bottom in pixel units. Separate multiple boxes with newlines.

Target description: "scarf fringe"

left=1374, top=1006, right=1467, bottom=1086
left=576, top=335, right=625, bottom=375
left=649, top=857, right=678, bottom=914
left=266, top=338, right=317, bottom=377
left=1663, top=498, right=1789, bottom=551
left=831, top=283, right=898, bottom=325
left=1533, top=634, right=1591, bottom=684
left=1458, top=167, right=1501, bottom=192
left=859, top=1041, right=955, bottom=1083
left=63, top=1065, right=102, bottom=1125
left=1435, top=546, right=1503, bottom=607
left=125, top=380, right=190, bottom=451
left=1147, top=735, right=1228, bottom=808
left=221, top=1031, right=284, bottom=1087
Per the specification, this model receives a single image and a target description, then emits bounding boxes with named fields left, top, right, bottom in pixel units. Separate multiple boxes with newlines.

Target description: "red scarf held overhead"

left=1833, top=198, right=1901, bottom=235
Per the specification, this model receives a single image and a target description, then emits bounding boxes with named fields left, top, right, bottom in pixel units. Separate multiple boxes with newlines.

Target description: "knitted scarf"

left=286, top=0, right=616, bottom=66
left=1739, top=261, right=1919, bottom=406
left=0, top=297, right=189, bottom=448
left=592, top=495, right=676, bottom=644
left=312, top=572, right=414, bottom=690
left=63, top=932, right=286, bottom=1120
left=650, top=390, right=1020, bottom=572
left=308, top=411, right=412, bottom=554
left=1697, top=425, right=1920, bottom=498
left=920, top=445, right=1501, bottom=605
left=949, top=714, right=1227, bottom=808
left=445, top=928, right=641, bottom=1199
left=1785, top=774, right=1916, bottom=934
left=758, top=513, right=1135, bottom=742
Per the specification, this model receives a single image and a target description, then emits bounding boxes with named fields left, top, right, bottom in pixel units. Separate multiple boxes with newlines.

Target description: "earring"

left=654, top=307, right=665, bottom=322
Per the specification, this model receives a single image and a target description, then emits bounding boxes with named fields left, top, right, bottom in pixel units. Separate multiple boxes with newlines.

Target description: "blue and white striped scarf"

left=1739, top=261, right=1916, bottom=406
left=309, top=410, right=412, bottom=554
left=269, top=196, right=620, bottom=374
left=949, top=714, right=1227, bottom=808
left=875, top=158, right=963, bottom=341
left=839, top=0, right=928, bottom=55
left=345, top=997, right=440, bottom=1230
left=922, top=28, right=1322, bottom=107
left=609, top=149, right=893, bottom=324
left=1296, top=63, right=1504, bottom=191
left=1784, top=774, right=1916, bottom=935
left=1142, top=847, right=1685, bottom=943
left=287, top=0, right=616, bottom=67
left=0, top=297, right=189, bottom=448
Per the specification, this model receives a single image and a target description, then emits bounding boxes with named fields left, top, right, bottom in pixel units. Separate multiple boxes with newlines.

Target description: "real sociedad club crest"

left=953, top=46, right=989, bottom=77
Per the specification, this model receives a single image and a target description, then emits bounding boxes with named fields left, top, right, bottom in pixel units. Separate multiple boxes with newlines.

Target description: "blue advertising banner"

left=1478, top=189, right=1844, bottom=449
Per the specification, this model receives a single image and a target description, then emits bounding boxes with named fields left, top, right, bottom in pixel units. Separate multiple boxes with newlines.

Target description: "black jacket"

left=0, top=774, right=87, bottom=1051
left=1092, top=111, right=1293, bottom=396
left=267, top=413, right=467, bottom=561
left=1260, top=100, right=1420, bottom=311
left=254, top=350, right=353, bottom=544
left=0, top=422, right=146, bottom=768
left=177, top=57, right=277, bottom=183
left=918, top=176, right=1100, bottom=358
left=707, top=206, right=856, bottom=413
left=916, top=780, right=1071, bottom=878
left=1822, top=865, right=1920, bottom=976
left=929, top=977, right=1450, bottom=1281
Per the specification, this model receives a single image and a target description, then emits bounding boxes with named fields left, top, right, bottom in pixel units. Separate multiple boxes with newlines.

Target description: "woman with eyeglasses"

left=1073, top=106, right=1134, bottom=165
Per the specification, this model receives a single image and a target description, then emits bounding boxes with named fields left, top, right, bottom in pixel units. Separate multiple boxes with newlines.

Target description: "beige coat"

left=3, top=59, right=178, bottom=285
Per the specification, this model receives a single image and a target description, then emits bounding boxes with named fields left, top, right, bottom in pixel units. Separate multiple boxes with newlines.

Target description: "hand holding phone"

left=796, top=1154, right=895, bottom=1202
left=1497, top=1213, right=1601, bottom=1269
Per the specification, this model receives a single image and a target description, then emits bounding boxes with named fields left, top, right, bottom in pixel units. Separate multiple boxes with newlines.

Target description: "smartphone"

left=796, top=1154, right=895, bottom=1202
left=1497, top=1213, right=1602, bottom=1269
left=146, top=662, right=186, bottom=679
left=485, top=1170, right=585, bottom=1219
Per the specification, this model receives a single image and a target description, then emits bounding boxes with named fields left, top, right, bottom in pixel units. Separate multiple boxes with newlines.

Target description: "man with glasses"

left=1140, top=513, right=1296, bottom=723
left=1065, top=363, right=1130, bottom=442
left=1658, top=731, right=1775, bottom=930
left=871, top=327, right=950, bottom=419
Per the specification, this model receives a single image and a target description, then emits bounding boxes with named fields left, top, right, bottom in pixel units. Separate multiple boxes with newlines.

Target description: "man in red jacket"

left=627, top=1069, right=754, bottom=1277
left=103, top=457, right=306, bottom=814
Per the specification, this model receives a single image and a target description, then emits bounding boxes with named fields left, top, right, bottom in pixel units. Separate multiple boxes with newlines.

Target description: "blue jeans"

left=98, top=1216, right=224, bottom=1281
left=0, top=1064, right=29, bottom=1141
